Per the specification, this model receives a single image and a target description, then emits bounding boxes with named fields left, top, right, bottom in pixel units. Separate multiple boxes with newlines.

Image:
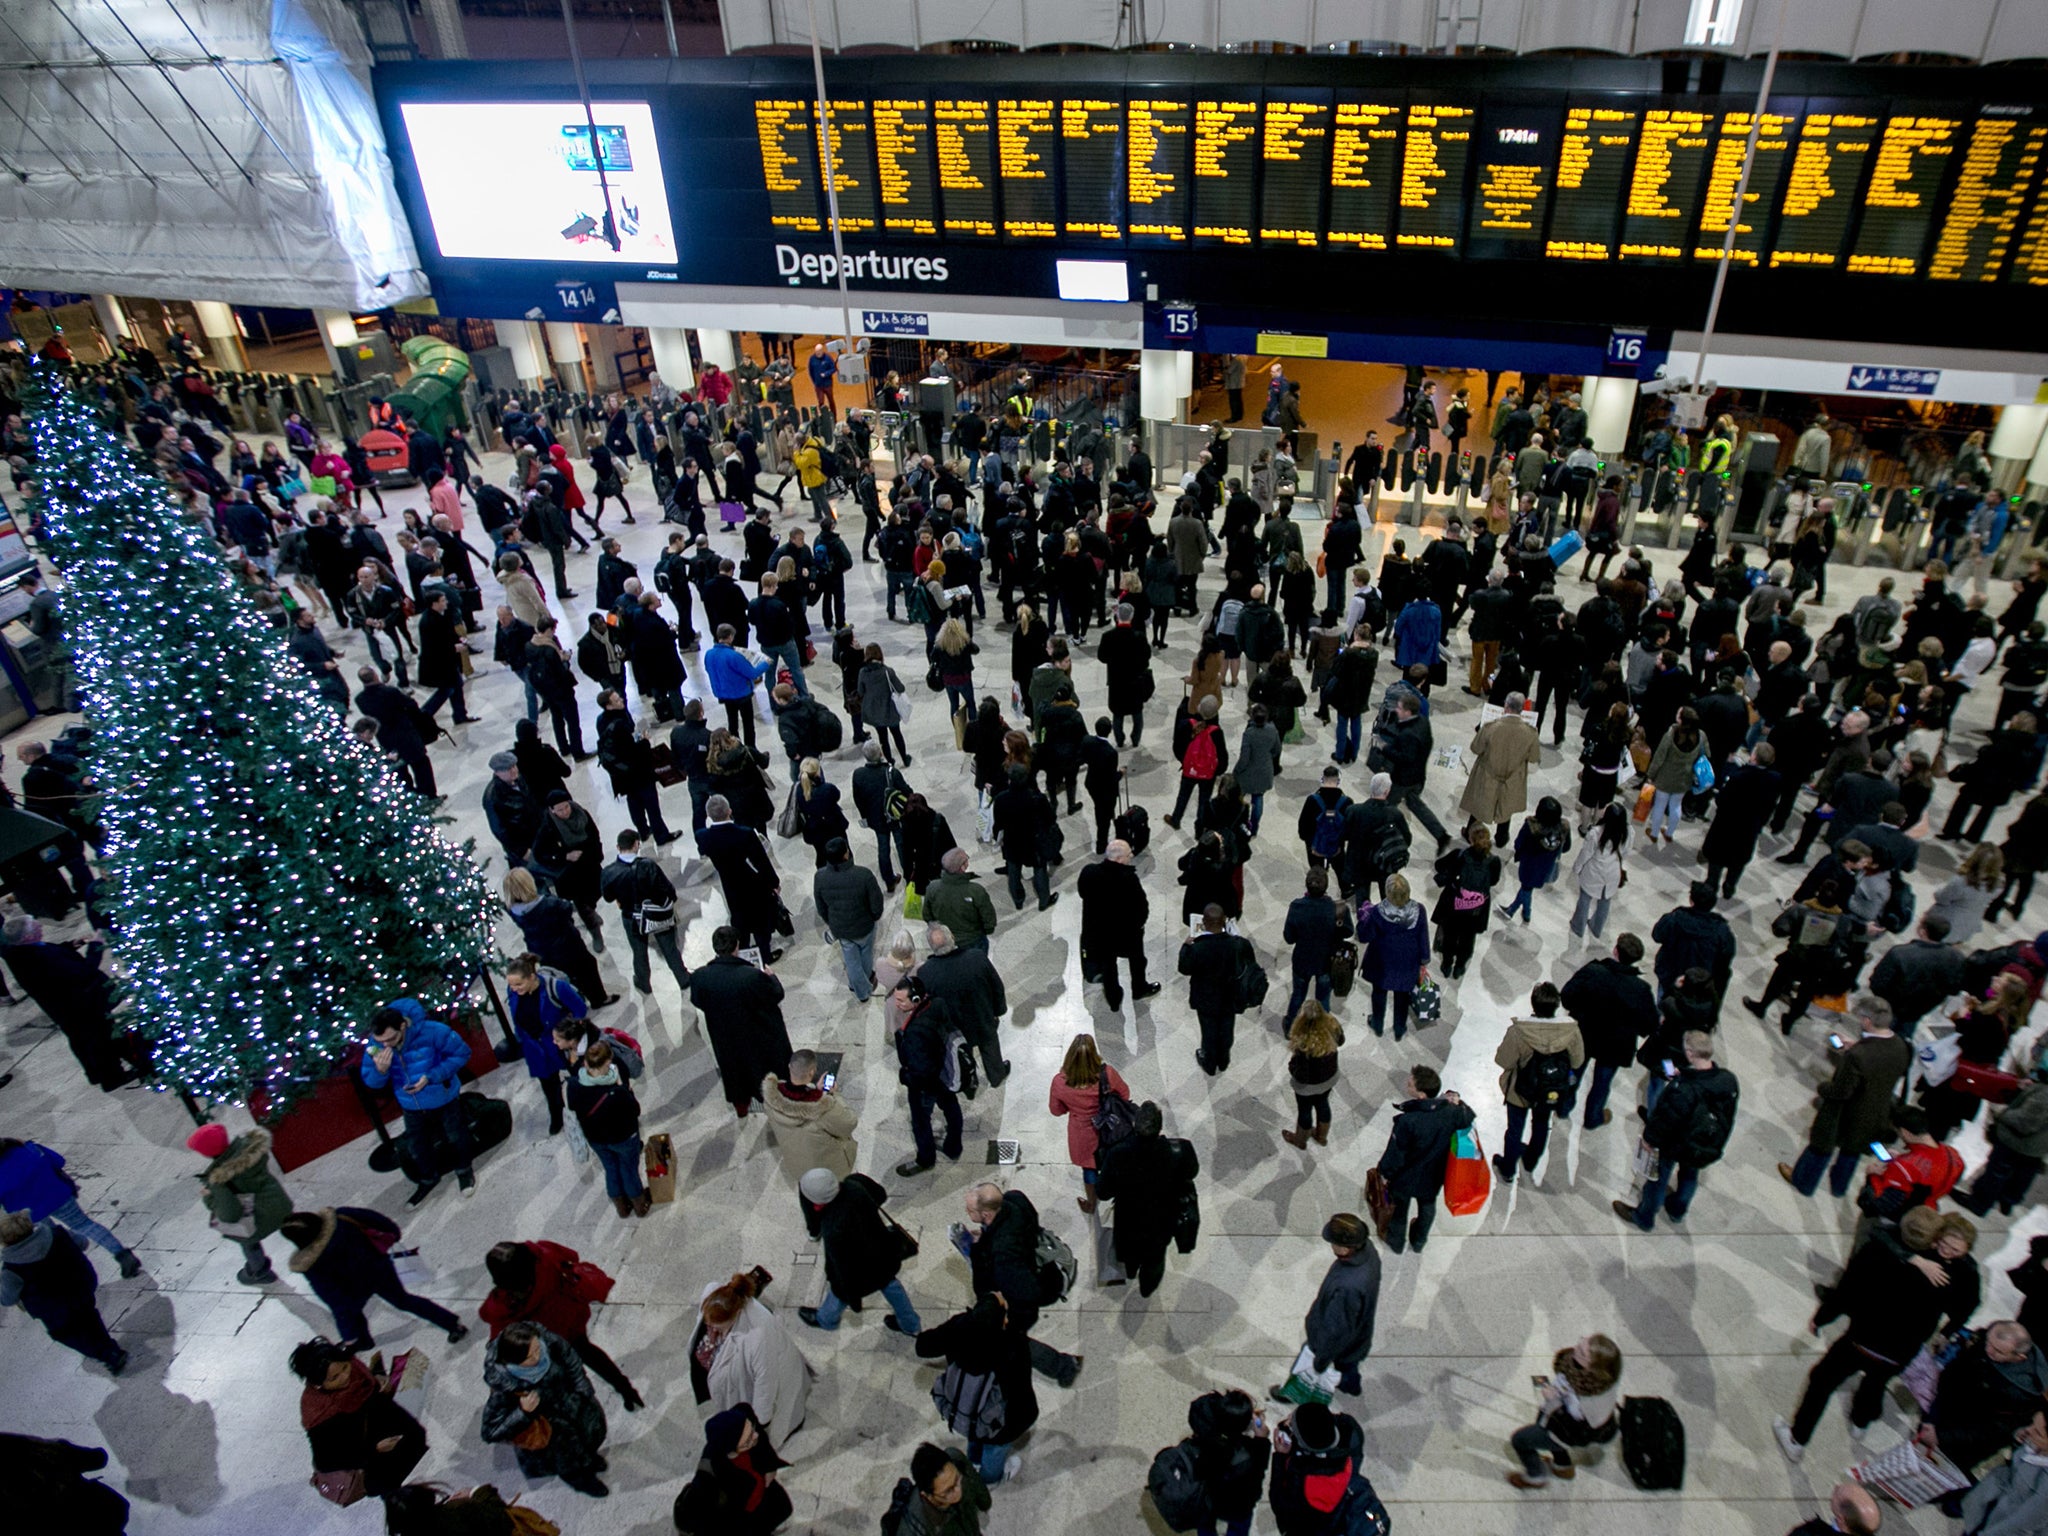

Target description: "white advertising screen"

left=400, top=101, right=678, bottom=264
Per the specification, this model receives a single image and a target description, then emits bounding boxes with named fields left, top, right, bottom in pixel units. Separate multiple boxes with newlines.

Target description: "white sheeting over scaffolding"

left=0, top=0, right=424, bottom=309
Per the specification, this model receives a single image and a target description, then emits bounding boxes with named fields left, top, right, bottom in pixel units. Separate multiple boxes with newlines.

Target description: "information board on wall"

left=746, top=84, right=2048, bottom=287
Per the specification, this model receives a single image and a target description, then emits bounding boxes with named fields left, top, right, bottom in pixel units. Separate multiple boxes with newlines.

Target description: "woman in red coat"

left=548, top=443, right=588, bottom=512
left=480, top=1239, right=641, bottom=1409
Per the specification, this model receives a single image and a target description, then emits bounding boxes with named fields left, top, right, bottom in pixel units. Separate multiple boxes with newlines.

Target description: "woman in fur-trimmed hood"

left=188, top=1123, right=292, bottom=1286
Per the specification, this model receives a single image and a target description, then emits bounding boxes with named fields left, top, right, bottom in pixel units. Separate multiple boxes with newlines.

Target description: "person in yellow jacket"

left=793, top=437, right=833, bottom=528
left=1692, top=415, right=1736, bottom=515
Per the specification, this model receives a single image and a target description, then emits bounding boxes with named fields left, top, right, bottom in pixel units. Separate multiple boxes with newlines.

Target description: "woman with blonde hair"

left=1011, top=602, right=1054, bottom=712
left=1056, top=530, right=1096, bottom=639
left=876, top=930, right=920, bottom=1033
left=1929, top=843, right=2005, bottom=945
left=1922, top=973, right=2032, bottom=1140
left=1048, top=1033, right=1130, bottom=1213
left=795, top=755, right=848, bottom=868
left=1281, top=1001, right=1344, bottom=1151
left=688, top=1271, right=812, bottom=1438
left=1507, top=1335, right=1623, bottom=1490
left=934, top=616, right=979, bottom=721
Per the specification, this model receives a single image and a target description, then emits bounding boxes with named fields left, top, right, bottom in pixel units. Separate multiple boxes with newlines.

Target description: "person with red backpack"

left=1166, top=696, right=1230, bottom=830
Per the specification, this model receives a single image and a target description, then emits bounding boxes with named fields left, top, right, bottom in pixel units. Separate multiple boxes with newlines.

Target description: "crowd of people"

left=2, top=345, right=2047, bottom=1536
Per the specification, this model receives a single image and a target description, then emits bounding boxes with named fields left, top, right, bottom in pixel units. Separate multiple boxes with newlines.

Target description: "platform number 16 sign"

left=1606, top=328, right=1646, bottom=367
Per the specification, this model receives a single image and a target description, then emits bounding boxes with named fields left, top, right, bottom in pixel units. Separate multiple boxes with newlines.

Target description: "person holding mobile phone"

left=762, top=1050, right=860, bottom=1231
left=1778, top=996, right=1911, bottom=1200
left=1506, top=1334, right=1623, bottom=1490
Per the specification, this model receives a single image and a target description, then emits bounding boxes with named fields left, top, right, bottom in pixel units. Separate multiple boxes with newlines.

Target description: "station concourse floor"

left=0, top=430, right=2038, bottom=1536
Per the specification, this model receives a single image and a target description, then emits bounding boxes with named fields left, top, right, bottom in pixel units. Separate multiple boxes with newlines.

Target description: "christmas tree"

left=23, top=367, right=497, bottom=1106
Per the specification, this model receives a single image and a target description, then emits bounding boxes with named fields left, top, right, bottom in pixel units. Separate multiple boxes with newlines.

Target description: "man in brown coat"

left=1493, top=982, right=1585, bottom=1187
left=1777, top=995, right=1911, bottom=1199
left=1460, top=692, right=1544, bottom=845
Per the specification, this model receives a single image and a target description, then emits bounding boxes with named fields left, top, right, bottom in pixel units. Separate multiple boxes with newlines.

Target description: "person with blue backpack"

left=360, top=1001, right=477, bottom=1204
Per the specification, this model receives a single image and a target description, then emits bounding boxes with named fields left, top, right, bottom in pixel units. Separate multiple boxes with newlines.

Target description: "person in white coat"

left=689, top=1271, right=812, bottom=1441
left=1568, top=803, right=1632, bottom=941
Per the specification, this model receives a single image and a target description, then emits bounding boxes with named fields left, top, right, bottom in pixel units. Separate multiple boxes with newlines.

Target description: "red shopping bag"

left=1443, top=1127, right=1491, bottom=1216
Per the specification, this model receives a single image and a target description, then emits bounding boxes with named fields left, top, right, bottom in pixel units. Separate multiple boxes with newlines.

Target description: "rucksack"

left=940, top=1030, right=980, bottom=1099
left=905, top=582, right=934, bottom=623
left=1311, top=796, right=1351, bottom=859
left=879, top=1476, right=916, bottom=1536
left=1035, top=1226, right=1077, bottom=1305
left=1146, top=1441, right=1211, bottom=1532
left=1183, top=724, right=1220, bottom=781
left=1092, top=1083, right=1140, bottom=1160
left=1515, top=1047, right=1574, bottom=1106
left=1533, top=822, right=1569, bottom=855
left=1619, top=1396, right=1686, bottom=1490
left=813, top=703, right=844, bottom=752
left=1370, top=819, right=1411, bottom=876
left=1680, top=1083, right=1738, bottom=1167
left=1334, top=1474, right=1393, bottom=1535
left=931, top=1361, right=1007, bottom=1439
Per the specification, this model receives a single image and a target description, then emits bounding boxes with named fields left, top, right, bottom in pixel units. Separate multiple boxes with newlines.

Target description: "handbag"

left=511, top=1414, right=554, bottom=1451
left=1328, top=940, right=1358, bottom=996
left=1950, top=1059, right=2022, bottom=1103
left=881, top=1207, right=921, bottom=1263
left=1364, top=1168, right=1393, bottom=1239
left=563, top=1258, right=617, bottom=1304
left=637, top=898, right=677, bottom=936
left=310, top=1469, right=368, bottom=1506
left=776, top=784, right=804, bottom=839
left=1409, top=978, right=1443, bottom=1025
left=772, top=899, right=796, bottom=937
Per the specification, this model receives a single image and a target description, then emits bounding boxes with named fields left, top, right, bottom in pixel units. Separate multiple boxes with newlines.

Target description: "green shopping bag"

left=309, top=474, right=338, bottom=497
left=1273, top=1344, right=1339, bottom=1407
left=904, top=883, right=923, bottom=920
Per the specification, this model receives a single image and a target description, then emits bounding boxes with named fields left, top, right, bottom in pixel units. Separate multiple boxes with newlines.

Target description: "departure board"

left=1693, top=107, right=1796, bottom=265
left=1928, top=111, right=2048, bottom=282
left=818, top=100, right=877, bottom=234
left=1397, top=101, right=1475, bottom=249
left=731, top=77, right=2048, bottom=299
left=1848, top=112, right=1960, bottom=276
left=1260, top=90, right=1331, bottom=246
left=1192, top=96, right=1259, bottom=244
left=997, top=98, right=1057, bottom=239
left=1127, top=97, right=1189, bottom=242
left=753, top=97, right=823, bottom=233
left=1547, top=102, right=1637, bottom=260
left=1469, top=101, right=1559, bottom=260
left=873, top=98, right=937, bottom=236
left=933, top=98, right=997, bottom=238
left=1620, top=107, right=1713, bottom=260
left=1771, top=107, right=1878, bottom=267
left=1059, top=97, right=1122, bottom=242
left=1327, top=95, right=1400, bottom=249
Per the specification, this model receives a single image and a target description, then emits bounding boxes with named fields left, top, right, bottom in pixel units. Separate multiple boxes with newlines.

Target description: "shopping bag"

left=1272, top=1344, right=1340, bottom=1406
left=1630, top=1139, right=1658, bottom=1187
left=1849, top=1439, right=1971, bottom=1508
left=1443, top=1127, right=1491, bottom=1216
left=975, top=788, right=996, bottom=845
left=643, top=1133, right=676, bottom=1204
left=1916, top=1032, right=1963, bottom=1088
left=904, top=883, right=924, bottom=920
left=1632, top=783, right=1655, bottom=822
left=718, top=499, right=746, bottom=526
left=1899, top=1329, right=1973, bottom=1413
left=952, top=706, right=970, bottom=751
left=309, top=474, right=338, bottom=497
left=389, top=1347, right=431, bottom=1423
left=1951, top=1059, right=2022, bottom=1103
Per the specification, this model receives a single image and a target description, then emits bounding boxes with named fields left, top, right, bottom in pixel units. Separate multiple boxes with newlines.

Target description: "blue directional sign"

left=1846, top=365, right=1940, bottom=396
left=861, top=310, right=930, bottom=337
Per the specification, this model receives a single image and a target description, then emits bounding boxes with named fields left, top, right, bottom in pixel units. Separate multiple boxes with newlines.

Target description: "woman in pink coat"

left=1047, top=1033, right=1129, bottom=1214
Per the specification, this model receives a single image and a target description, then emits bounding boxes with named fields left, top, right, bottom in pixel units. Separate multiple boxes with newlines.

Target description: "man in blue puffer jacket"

left=360, top=1001, right=476, bottom=1204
